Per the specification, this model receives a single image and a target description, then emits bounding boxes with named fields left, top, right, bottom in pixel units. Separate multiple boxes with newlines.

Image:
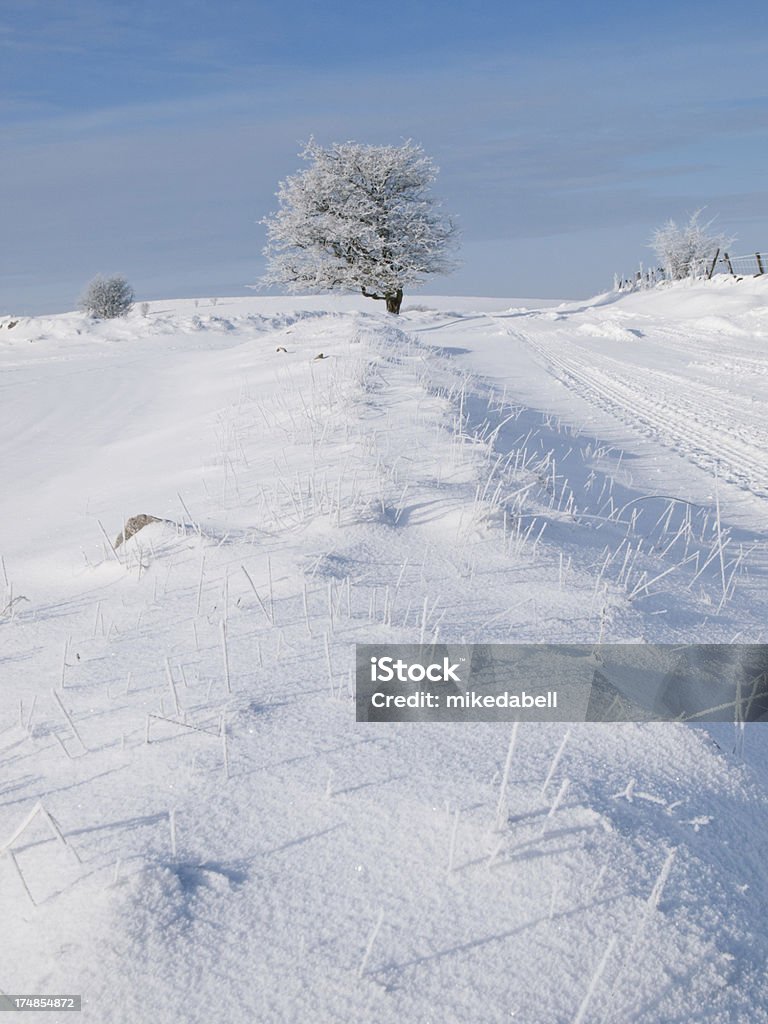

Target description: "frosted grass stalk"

left=324, top=632, right=333, bottom=695
left=165, top=658, right=181, bottom=715
left=61, top=638, right=69, bottom=689
left=196, top=554, right=206, bottom=615
left=572, top=937, right=617, bottom=1024
left=541, top=730, right=570, bottom=796
left=169, top=809, right=177, bottom=857
left=357, top=910, right=384, bottom=979
left=540, top=778, right=570, bottom=836
left=221, top=715, right=230, bottom=780
left=8, top=850, right=35, bottom=906
left=97, top=520, right=121, bottom=564
left=495, top=722, right=519, bottom=830
left=51, top=690, right=87, bottom=750
left=221, top=621, right=231, bottom=694
left=447, top=809, right=460, bottom=875
left=242, top=565, right=273, bottom=624
left=267, top=556, right=275, bottom=624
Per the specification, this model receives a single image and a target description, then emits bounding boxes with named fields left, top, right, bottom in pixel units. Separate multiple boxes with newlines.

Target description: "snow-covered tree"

left=650, top=210, right=732, bottom=281
left=80, top=275, right=135, bottom=318
left=261, top=140, right=459, bottom=314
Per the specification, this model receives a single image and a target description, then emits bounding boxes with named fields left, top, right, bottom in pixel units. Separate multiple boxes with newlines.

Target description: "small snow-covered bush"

left=650, top=210, right=732, bottom=281
left=80, top=275, right=135, bottom=318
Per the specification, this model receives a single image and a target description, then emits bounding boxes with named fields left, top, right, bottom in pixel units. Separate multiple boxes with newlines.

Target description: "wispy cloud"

left=2, top=4, right=767, bottom=311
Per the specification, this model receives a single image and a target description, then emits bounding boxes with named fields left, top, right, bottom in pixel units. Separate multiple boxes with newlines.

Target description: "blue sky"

left=2, top=0, right=767, bottom=312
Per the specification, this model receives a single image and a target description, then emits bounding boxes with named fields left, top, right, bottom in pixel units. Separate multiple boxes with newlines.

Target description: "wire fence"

left=615, top=250, right=767, bottom=292
left=710, top=251, right=767, bottom=277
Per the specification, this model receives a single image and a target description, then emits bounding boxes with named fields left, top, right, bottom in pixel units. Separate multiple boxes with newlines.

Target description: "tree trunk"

left=385, top=289, right=403, bottom=315
left=361, top=286, right=403, bottom=314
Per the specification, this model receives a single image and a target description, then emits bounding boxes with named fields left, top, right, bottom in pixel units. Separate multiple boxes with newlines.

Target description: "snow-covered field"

left=2, top=277, right=768, bottom=1022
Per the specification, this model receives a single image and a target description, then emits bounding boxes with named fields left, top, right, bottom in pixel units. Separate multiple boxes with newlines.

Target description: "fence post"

left=723, top=252, right=734, bottom=276
left=757, top=253, right=765, bottom=276
left=707, top=248, right=720, bottom=280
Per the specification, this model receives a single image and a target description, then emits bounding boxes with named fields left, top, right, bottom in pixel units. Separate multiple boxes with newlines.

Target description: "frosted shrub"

left=650, top=210, right=731, bottom=281
left=80, top=275, right=135, bottom=318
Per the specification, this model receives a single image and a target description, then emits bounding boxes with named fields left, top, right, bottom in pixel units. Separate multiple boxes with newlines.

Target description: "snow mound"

left=577, top=319, right=641, bottom=341
left=3, top=289, right=768, bottom=1021
left=689, top=315, right=749, bottom=336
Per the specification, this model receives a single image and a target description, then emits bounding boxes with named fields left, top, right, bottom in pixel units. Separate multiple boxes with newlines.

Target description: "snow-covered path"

left=415, top=279, right=768, bottom=617
left=416, top=281, right=768, bottom=516
left=537, top=327, right=767, bottom=510
left=2, top=283, right=768, bottom=1023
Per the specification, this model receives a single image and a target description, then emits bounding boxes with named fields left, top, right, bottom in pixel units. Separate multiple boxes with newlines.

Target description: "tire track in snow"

left=507, top=324, right=768, bottom=499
